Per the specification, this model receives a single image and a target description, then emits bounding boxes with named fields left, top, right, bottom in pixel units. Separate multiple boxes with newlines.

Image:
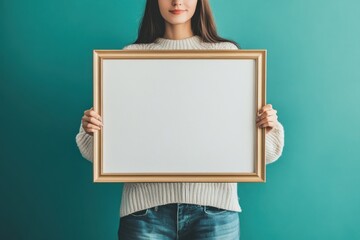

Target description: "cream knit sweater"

left=75, top=35, right=285, bottom=218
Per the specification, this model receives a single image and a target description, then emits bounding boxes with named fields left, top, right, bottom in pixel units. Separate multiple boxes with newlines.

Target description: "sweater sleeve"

left=265, top=121, right=285, bottom=164
left=75, top=121, right=94, bottom=162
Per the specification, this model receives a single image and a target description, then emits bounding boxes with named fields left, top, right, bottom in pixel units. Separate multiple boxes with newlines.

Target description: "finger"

left=256, top=115, right=277, bottom=127
left=258, top=104, right=273, bottom=115
left=82, top=115, right=103, bottom=127
left=83, top=122, right=101, bottom=131
left=257, top=109, right=277, bottom=121
left=87, top=110, right=102, bottom=121
left=83, top=110, right=102, bottom=122
left=84, top=109, right=102, bottom=121
left=82, top=120, right=101, bottom=130
left=258, top=104, right=272, bottom=115
left=257, top=115, right=277, bottom=125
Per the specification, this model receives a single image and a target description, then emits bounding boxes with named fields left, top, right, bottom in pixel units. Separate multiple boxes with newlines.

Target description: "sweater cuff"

left=75, top=121, right=94, bottom=162
left=265, top=121, right=285, bottom=164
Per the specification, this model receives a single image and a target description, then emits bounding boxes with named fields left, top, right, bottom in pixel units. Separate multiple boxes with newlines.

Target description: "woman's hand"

left=256, top=104, right=279, bottom=134
left=82, top=107, right=103, bottom=136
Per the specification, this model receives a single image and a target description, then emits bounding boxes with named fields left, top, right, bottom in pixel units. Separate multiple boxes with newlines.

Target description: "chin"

left=165, top=16, right=190, bottom=24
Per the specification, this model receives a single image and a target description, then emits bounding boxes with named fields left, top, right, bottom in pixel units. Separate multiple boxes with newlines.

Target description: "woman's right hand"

left=82, top=107, right=103, bottom=136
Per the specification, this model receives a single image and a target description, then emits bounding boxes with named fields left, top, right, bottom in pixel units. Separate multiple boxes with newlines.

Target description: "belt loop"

left=154, top=206, right=158, bottom=211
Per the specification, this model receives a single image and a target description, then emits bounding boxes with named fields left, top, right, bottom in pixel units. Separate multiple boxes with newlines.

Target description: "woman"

left=75, top=0, right=285, bottom=239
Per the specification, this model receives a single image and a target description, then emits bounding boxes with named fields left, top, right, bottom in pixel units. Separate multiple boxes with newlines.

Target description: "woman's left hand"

left=256, top=104, right=279, bottom=134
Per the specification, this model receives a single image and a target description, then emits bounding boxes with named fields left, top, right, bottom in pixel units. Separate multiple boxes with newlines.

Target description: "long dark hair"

left=133, top=0, right=240, bottom=49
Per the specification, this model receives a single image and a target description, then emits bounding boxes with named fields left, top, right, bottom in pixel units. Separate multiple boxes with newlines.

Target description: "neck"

left=163, top=21, right=194, bottom=40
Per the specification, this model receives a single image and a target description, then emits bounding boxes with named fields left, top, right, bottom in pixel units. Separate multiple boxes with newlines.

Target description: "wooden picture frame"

left=93, top=49, right=266, bottom=183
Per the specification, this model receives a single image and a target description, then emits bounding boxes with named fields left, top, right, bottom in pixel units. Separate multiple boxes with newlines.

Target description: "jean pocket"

left=130, top=208, right=149, bottom=217
left=204, top=205, right=227, bottom=215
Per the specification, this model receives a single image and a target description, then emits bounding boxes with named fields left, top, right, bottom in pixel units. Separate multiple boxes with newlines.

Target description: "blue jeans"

left=118, top=203, right=240, bottom=240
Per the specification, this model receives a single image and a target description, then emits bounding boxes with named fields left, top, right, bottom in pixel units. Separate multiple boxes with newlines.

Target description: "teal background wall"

left=1, top=0, right=359, bottom=239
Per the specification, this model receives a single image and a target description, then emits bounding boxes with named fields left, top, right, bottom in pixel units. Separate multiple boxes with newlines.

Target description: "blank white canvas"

left=102, top=59, right=256, bottom=173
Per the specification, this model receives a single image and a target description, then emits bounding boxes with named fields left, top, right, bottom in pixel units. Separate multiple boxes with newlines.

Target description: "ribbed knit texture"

left=75, top=35, right=285, bottom=217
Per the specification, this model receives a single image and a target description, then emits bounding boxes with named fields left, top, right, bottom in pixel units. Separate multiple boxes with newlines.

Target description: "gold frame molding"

left=93, top=49, right=266, bottom=183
